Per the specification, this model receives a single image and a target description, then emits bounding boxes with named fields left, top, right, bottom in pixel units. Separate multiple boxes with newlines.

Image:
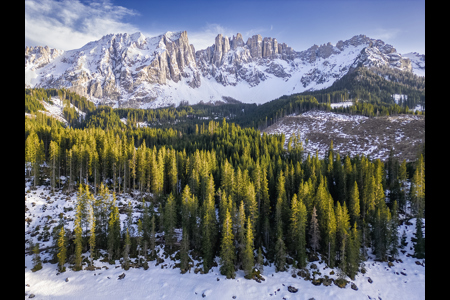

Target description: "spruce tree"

left=57, top=226, right=67, bottom=272
left=136, top=219, right=143, bottom=263
left=414, top=215, right=425, bottom=259
left=242, top=216, right=255, bottom=277
left=180, top=227, right=190, bottom=273
left=346, top=222, right=360, bottom=280
left=202, top=193, right=217, bottom=272
left=149, top=215, right=156, bottom=258
left=389, top=201, right=400, bottom=259
left=349, top=181, right=361, bottom=226
left=88, top=200, right=96, bottom=265
left=309, top=206, right=320, bottom=254
left=164, top=193, right=177, bottom=251
left=107, top=194, right=120, bottom=262
left=123, top=228, right=131, bottom=270
left=219, top=209, right=235, bottom=279
left=290, top=194, right=307, bottom=268
left=235, top=200, right=246, bottom=270
left=410, top=155, right=425, bottom=217
left=49, top=140, right=59, bottom=193
left=274, top=225, right=286, bottom=272
left=73, top=188, right=84, bottom=271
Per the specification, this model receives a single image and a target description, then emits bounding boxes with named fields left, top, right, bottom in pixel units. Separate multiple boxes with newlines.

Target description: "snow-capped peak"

left=25, top=32, right=424, bottom=108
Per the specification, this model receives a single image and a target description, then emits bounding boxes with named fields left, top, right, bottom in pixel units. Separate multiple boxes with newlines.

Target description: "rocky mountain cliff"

left=25, top=31, right=425, bottom=108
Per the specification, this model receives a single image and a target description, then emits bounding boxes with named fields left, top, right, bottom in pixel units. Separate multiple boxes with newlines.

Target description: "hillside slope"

left=263, top=110, right=425, bottom=162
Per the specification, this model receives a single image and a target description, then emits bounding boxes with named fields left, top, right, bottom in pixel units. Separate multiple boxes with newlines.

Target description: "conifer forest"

left=25, top=86, right=425, bottom=293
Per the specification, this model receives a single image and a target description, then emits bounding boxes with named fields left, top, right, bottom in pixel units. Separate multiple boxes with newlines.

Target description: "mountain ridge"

left=25, top=31, right=425, bottom=108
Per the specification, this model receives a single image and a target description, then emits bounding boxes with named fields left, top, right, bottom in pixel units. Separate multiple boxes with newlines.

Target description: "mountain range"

left=25, top=31, right=425, bottom=108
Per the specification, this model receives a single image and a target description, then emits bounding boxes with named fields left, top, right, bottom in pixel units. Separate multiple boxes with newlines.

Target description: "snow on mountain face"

left=402, top=52, right=425, bottom=77
left=25, top=32, right=425, bottom=108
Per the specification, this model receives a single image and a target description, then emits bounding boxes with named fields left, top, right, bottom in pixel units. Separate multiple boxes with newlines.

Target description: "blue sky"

left=25, top=0, right=425, bottom=54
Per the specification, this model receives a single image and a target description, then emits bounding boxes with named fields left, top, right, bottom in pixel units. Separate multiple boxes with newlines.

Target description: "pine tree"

left=57, top=226, right=67, bottom=272
left=220, top=208, right=235, bottom=279
left=242, top=216, right=255, bottom=277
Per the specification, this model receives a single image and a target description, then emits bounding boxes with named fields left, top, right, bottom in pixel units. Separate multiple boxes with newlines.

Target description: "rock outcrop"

left=25, top=31, right=424, bottom=108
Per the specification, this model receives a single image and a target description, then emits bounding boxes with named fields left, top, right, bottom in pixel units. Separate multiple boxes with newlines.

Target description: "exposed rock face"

left=25, top=32, right=424, bottom=108
left=25, top=46, right=64, bottom=70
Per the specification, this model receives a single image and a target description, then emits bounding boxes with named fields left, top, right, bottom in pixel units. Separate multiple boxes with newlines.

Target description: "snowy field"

left=25, top=179, right=425, bottom=300
left=330, top=101, right=353, bottom=108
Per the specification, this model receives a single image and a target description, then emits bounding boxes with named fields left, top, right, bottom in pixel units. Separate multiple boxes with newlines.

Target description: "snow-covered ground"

left=263, top=110, right=425, bottom=162
left=27, top=96, right=87, bottom=125
left=25, top=179, right=425, bottom=300
left=330, top=101, right=353, bottom=108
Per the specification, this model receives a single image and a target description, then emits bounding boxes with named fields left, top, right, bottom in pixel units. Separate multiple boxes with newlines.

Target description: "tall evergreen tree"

left=107, top=193, right=120, bottom=262
left=123, top=228, right=131, bottom=270
left=274, top=225, right=286, bottom=272
left=56, top=226, right=67, bottom=272
left=346, top=222, right=360, bottom=280
left=164, top=193, right=177, bottom=251
left=309, top=206, right=320, bottom=254
left=242, top=216, right=255, bottom=277
left=88, top=198, right=96, bottom=265
left=413, top=216, right=425, bottom=259
left=202, top=193, right=217, bottom=272
left=410, top=155, right=425, bottom=216
left=219, top=209, right=235, bottom=279
left=73, top=201, right=83, bottom=271
left=389, top=201, right=400, bottom=259
left=290, top=193, right=307, bottom=268
left=349, top=181, right=361, bottom=226
left=180, top=227, right=190, bottom=273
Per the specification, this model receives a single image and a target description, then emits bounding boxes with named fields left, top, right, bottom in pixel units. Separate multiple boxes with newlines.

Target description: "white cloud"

left=187, top=23, right=272, bottom=51
left=187, top=23, right=237, bottom=51
left=370, top=28, right=403, bottom=41
left=25, top=0, right=140, bottom=50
